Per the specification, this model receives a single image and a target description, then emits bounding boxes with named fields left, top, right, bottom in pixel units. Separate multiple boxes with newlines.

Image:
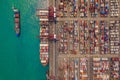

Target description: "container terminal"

left=36, top=0, right=120, bottom=80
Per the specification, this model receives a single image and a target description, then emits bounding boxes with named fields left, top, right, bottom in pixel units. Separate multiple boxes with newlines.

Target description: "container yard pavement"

left=47, top=0, right=120, bottom=80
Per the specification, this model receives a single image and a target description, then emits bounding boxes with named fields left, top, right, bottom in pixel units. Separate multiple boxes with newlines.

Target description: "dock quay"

left=37, top=0, right=120, bottom=80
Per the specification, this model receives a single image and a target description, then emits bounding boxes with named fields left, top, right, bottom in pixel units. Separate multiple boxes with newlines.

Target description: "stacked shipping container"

left=109, top=20, right=119, bottom=54
left=92, top=58, right=110, bottom=80
left=100, top=21, right=109, bottom=54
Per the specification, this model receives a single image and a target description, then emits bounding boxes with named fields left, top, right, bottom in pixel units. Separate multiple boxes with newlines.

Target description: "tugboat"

left=12, top=6, right=20, bottom=37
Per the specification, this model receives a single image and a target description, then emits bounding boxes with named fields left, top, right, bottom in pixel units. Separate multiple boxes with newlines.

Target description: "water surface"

left=0, top=0, right=48, bottom=80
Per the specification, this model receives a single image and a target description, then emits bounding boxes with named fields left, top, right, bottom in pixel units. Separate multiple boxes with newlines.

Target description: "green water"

left=0, top=0, right=48, bottom=80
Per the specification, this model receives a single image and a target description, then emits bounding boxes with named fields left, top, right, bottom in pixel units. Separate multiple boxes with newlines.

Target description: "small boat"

left=12, top=6, right=20, bottom=37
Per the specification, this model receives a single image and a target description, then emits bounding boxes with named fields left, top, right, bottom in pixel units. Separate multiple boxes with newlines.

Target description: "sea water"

left=0, top=0, right=48, bottom=80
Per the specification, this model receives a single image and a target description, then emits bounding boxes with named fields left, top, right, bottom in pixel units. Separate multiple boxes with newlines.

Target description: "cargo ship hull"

left=37, top=9, right=49, bottom=66
left=13, top=7, right=20, bottom=37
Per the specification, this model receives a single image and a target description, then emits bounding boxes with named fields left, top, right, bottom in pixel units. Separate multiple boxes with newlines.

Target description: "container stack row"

left=110, top=57, right=120, bottom=79
left=58, top=0, right=79, bottom=17
left=80, top=58, right=88, bottom=80
left=68, top=0, right=78, bottom=17
left=89, top=21, right=99, bottom=54
left=58, top=25, right=63, bottom=53
left=109, top=20, right=119, bottom=54
left=79, top=20, right=89, bottom=54
left=99, top=21, right=109, bottom=54
left=57, top=0, right=119, bottom=17
left=58, top=0, right=67, bottom=17
left=58, top=23, right=68, bottom=53
left=63, top=22, right=69, bottom=54
left=73, top=21, right=79, bottom=52
left=92, top=58, right=110, bottom=80
left=62, top=58, right=69, bottom=80
left=69, top=59, right=75, bottom=80
left=79, top=20, right=85, bottom=54
left=110, top=0, right=119, bottom=17
left=75, top=59, right=79, bottom=80
left=100, top=0, right=109, bottom=17
left=78, top=0, right=88, bottom=17
left=58, top=57, right=120, bottom=80
left=89, top=0, right=99, bottom=17
left=69, top=21, right=74, bottom=52
left=57, top=20, right=119, bottom=54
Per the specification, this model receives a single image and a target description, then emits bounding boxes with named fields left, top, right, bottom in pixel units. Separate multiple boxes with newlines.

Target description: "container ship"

left=12, top=6, right=20, bottom=37
left=36, top=6, right=57, bottom=66
left=37, top=9, right=49, bottom=66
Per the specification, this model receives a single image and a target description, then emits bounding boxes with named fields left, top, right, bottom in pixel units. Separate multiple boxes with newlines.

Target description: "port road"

left=49, top=0, right=58, bottom=79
